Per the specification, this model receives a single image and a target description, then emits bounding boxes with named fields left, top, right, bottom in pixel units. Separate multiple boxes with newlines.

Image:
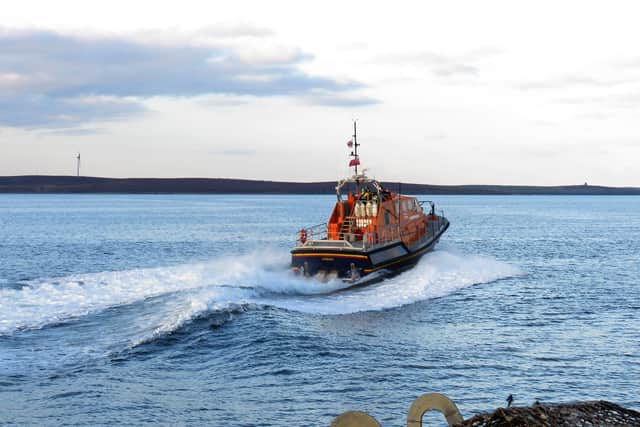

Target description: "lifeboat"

left=291, top=123, right=449, bottom=285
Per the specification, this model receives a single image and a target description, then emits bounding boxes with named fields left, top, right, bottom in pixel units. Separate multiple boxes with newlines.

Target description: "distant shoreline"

left=1, top=175, right=640, bottom=195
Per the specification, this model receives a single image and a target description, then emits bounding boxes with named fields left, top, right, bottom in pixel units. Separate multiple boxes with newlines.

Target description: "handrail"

left=295, top=215, right=448, bottom=249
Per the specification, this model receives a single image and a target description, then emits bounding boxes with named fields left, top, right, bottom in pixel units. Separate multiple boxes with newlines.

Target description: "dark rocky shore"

left=2, top=175, right=640, bottom=195
left=460, top=400, right=640, bottom=426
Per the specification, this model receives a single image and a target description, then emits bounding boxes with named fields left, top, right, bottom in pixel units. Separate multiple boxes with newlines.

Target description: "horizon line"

left=2, top=174, right=638, bottom=189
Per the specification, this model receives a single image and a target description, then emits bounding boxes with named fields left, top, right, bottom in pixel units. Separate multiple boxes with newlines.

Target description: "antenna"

left=354, top=120, right=358, bottom=175
left=76, top=153, right=81, bottom=177
left=349, top=120, right=360, bottom=175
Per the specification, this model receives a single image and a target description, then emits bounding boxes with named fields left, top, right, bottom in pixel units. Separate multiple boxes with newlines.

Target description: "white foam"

left=0, top=253, right=271, bottom=335
left=260, top=244, right=521, bottom=315
left=0, top=245, right=521, bottom=337
left=127, top=286, right=255, bottom=348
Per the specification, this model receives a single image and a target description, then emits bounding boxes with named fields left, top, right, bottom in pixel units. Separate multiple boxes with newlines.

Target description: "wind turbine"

left=76, top=153, right=81, bottom=177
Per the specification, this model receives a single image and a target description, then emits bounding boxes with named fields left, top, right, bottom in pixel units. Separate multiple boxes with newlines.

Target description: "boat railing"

left=298, top=223, right=328, bottom=242
left=296, top=223, right=365, bottom=249
left=295, top=212, right=448, bottom=250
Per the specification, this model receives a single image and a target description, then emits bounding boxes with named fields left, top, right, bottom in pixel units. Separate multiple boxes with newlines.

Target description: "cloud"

left=464, top=47, right=505, bottom=60
left=554, top=92, right=640, bottom=109
left=303, top=94, right=381, bottom=107
left=573, top=112, right=612, bottom=121
left=516, top=55, right=640, bottom=91
left=0, top=95, right=146, bottom=128
left=194, top=24, right=276, bottom=39
left=230, top=44, right=310, bottom=66
left=0, top=28, right=376, bottom=128
left=374, top=48, right=502, bottom=78
left=38, top=127, right=108, bottom=137
left=530, top=119, right=558, bottom=127
left=516, top=74, right=634, bottom=90
left=543, top=91, right=640, bottom=122
left=196, top=94, right=249, bottom=109
left=129, top=24, right=276, bottom=45
left=424, top=132, right=447, bottom=141
left=338, top=41, right=369, bottom=51
left=612, top=57, right=640, bottom=70
left=431, top=63, right=478, bottom=77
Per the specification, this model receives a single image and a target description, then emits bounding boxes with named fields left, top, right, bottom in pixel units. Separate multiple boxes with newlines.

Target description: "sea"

left=0, top=194, right=638, bottom=426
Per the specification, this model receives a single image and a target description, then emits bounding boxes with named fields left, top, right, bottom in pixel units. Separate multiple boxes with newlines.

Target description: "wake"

left=0, top=244, right=521, bottom=338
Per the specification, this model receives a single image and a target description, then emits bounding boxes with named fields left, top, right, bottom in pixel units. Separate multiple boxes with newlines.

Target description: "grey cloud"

left=338, top=41, right=368, bottom=51
left=555, top=92, right=640, bottom=109
left=613, top=92, right=640, bottom=108
left=574, top=112, right=612, bottom=121
left=465, top=47, right=505, bottom=60
left=38, top=127, right=108, bottom=137
left=392, top=51, right=449, bottom=65
left=612, top=57, right=640, bottom=69
left=425, top=132, right=447, bottom=141
left=431, top=64, right=478, bottom=77
left=516, top=75, right=634, bottom=90
left=548, top=91, right=640, bottom=122
left=197, top=95, right=249, bottom=109
left=303, top=94, right=381, bottom=107
left=195, top=24, right=276, bottom=39
left=554, top=95, right=606, bottom=105
left=0, top=28, right=376, bottom=128
left=375, top=48, right=502, bottom=78
left=530, top=120, right=558, bottom=127
left=0, top=95, right=146, bottom=128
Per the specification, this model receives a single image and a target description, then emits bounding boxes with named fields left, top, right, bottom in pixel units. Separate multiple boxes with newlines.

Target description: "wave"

left=0, top=244, right=521, bottom=339
left=260, top=243, right=521, bottom=315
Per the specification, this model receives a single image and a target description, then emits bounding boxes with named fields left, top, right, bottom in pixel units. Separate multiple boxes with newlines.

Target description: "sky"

left=2, top=0, right=640, bottom=185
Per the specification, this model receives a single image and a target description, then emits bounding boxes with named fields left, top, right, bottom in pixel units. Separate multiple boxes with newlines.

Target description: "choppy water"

left=1, top=194, right=638, bottom=426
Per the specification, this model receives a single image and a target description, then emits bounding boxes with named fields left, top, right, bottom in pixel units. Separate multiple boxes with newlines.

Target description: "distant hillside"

left=1, top=175, right=640, bottom=195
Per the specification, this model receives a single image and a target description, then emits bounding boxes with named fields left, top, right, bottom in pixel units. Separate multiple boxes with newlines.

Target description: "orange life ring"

left=299, top=229, right=307, bottom=244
